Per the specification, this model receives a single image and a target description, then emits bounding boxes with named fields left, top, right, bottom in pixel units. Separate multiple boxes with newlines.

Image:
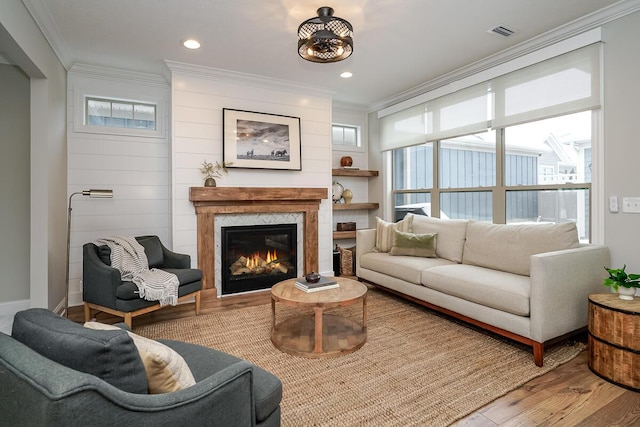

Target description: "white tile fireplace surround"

left=189, top=187, right=327, bottom=296
left=215, top=212, right=303, bottom=297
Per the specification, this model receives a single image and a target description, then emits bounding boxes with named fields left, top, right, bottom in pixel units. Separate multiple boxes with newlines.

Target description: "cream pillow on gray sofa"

left=409, top=215, right=469, bottom=263
left=374, top=215, right=413, bottom=252
left=462, top=221, right=580, bottom=276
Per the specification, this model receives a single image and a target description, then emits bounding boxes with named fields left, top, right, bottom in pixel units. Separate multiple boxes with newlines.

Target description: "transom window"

left=86, top=97, right=156, bottom=130
left=332, top=124, right=360, bottom=147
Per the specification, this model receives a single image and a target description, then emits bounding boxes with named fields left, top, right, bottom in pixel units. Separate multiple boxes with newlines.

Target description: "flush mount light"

left=183, top=39, right=201, bottom=49
left=298, top=6, right=353, bottom=63
left=340, top=71, right=353, bottom=78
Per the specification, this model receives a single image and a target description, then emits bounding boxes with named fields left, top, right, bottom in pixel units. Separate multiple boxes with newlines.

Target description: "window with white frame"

left=86, top=97, right=156, bottom=130
left=332, top=124, right=360, bottom=147
left=387, top=43, right=600, bottom=242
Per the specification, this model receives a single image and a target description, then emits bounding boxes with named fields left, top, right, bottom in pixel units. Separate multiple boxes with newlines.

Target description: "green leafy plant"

left=200, top=159, right=232, bottom=180
left=603, top=265, right=640, bottom=291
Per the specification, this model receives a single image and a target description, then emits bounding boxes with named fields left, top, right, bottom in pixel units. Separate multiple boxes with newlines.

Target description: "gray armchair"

left=0, top=308, right=282, bottom=426
left=83, top=235, right=202, bottom=327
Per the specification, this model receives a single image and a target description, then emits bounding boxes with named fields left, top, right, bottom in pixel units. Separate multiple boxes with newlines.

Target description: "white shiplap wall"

left=67, top=65, right=171, bottom=307
left=167, top=62, right=335, bottom=276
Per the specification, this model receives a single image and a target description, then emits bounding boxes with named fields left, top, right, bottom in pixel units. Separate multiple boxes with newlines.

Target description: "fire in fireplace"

left=221, top=223, right=297, bottom=295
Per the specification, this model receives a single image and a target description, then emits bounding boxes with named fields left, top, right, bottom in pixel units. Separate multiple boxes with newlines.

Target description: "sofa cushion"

left=462, top=221, right=580, bottom=276
left=409, top=214, right=469, bottom=263
left=85, top=321, right=196, bottom=394
left=360, top=252, right=455, bottom=284
left=11, top=308, right=148, bottom=394
left=374, top=216, right=413, bottom=252
left=389, top=230, right=437, bottom=258
left=421, top=264, right=531, bottom=316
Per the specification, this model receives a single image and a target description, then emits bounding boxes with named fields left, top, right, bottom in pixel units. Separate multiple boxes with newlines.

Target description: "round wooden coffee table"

left=270, top=276, right=368, bottom=358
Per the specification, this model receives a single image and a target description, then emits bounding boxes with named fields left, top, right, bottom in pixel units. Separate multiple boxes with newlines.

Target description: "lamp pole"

left=65, top=189, right=113, bottom=318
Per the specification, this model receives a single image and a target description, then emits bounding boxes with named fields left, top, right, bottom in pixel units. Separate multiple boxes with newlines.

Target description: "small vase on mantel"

left=204, top=178, right=216, bottom=187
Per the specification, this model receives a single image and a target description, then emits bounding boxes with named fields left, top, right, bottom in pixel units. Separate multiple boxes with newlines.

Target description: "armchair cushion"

left=11, top=308, right=148, bottom=394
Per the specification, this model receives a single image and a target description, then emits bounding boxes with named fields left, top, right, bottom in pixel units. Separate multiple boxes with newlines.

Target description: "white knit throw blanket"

left=93, top=236, right=179, bottom=306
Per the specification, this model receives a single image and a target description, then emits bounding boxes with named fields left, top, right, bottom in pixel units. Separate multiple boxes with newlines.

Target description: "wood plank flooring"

left=68, top=287, right=640, bottom=426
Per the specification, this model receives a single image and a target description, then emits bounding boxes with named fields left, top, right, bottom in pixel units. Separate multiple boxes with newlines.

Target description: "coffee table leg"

left=363, top=294, right=368, bottom=330
left=314, top=306, right=323, bottom=353
left=271, top=298, right=276, bottom=333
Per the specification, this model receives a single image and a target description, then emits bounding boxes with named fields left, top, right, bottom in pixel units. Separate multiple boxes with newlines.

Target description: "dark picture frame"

left=223, top=108, right=302, bottom=171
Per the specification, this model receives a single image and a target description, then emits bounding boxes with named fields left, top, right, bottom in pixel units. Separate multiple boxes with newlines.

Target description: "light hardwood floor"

left=69, top=286, right=640, bottom=426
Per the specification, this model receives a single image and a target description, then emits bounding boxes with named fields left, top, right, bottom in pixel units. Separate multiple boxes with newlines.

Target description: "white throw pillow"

left=374, top=215, right=413, bottom=253
left=84, top=321, right=196, bottom=394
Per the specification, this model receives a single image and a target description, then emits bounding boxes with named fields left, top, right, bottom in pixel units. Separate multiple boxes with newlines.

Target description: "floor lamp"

left=65, top=189, right=113, bottom=318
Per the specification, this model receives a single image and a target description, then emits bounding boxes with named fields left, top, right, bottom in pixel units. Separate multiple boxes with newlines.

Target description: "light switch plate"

left=622, top=197, right=640, bottom=213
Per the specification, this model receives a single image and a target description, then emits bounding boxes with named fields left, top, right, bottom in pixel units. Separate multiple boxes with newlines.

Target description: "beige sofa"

left=356, top=214, right=610, bottom=366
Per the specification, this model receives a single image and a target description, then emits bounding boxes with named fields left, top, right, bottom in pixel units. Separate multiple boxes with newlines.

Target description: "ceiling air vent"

left=488, top=25, right=515, bottom=37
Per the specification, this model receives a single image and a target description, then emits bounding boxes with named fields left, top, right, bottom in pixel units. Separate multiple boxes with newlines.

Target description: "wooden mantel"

left=189, top=187, right=328, bottom=292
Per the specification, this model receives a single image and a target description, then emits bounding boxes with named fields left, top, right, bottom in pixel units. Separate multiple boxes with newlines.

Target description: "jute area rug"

left=134, top=288, right=583, bottom=426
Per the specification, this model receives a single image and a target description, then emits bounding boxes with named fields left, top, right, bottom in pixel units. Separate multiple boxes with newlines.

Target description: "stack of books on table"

left=295, top=276, right=339, bottom=293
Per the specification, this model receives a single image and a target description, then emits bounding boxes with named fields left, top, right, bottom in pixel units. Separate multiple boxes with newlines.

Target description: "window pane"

left=506, top=189, right=589, bottom=242
left=87, top=100, right=111, bottom=118
left=332, top=124, right=359, bottom=147
left=439, top=130, right=496, bottom=188
left=134, top=104, right=155, bottom=121
left=504, top=111, right=591, bottom=185
left=112, top=102, right=133, bottom=119
left=393, top=192, right=431, bottom=221
left=393, top=143, right=433, bottom=190
left=440, top=191, right=492, bottom=221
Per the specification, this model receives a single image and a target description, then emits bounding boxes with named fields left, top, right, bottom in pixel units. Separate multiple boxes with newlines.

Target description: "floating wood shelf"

left=333, top=230, right=356, bottom=239
left=332, top=169, right=379, bottom=177
left=332, top=202, right=379, bottom=211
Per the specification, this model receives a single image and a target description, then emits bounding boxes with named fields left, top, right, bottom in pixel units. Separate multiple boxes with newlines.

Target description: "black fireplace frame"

left=221, top=223, right=297, bottom=295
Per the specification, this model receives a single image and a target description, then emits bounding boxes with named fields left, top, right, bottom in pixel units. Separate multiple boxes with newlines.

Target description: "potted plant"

left=200, top=159, right=232, bottom=187
left=603, top=265, right=640, bottom=300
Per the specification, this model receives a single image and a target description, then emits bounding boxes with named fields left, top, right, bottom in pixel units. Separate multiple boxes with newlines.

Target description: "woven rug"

left=134, top=288, right=584, bottom=426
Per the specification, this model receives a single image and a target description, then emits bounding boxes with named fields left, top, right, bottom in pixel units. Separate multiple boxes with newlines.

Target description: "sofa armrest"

left=529, top=244, right=610, bottom=342
left=356, top=229, right=376, bottom=276
left=83, top=243, right=123, bottom=306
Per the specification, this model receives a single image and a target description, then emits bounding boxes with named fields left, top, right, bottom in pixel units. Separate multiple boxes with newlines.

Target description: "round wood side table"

left=588, top=293, right=640, bottom=391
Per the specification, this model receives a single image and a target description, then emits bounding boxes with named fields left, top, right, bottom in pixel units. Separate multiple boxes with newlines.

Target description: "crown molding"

left=164, top=60, right=334, bottom=99
left=22, top=0, right=72, bottom=70
left=369, top=0, right=640, bottom=113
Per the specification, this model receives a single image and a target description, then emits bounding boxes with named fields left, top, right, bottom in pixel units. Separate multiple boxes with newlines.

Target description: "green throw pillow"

left=389, top=230, right=437, bottom=258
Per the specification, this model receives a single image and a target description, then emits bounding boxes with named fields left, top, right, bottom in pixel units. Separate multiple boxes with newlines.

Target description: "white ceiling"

left=21, top=0, right=625, bottom=109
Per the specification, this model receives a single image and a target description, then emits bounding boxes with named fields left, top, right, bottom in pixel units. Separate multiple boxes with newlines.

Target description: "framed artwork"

left=223, top=108, right=302, bottom=171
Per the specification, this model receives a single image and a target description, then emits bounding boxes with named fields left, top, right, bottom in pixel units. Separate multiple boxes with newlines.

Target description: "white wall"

left=67, top=65, right=171, bottom=306
left=0, top=64, right=30, bottom=304
left=602, top=10, right=640, bottom=271
left=0, top=2, right=67, bottom=312
left=167, top=62, right=334, bottom=276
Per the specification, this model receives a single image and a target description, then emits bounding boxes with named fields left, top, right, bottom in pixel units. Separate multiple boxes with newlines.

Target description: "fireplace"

left=221, top=223, right=297, bottom=295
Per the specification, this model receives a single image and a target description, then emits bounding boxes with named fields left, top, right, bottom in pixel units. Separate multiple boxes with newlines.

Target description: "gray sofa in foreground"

left=357, top=214, right=610, bottom=366
left=0, top=309, right=282, bottom=426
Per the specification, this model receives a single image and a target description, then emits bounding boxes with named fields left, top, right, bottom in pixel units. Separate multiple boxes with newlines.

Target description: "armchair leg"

left=194, top=290, right=201, bottom=315
left=124, top=313, right=133, bottom=329
left=84, top=303, right=91, bottom=322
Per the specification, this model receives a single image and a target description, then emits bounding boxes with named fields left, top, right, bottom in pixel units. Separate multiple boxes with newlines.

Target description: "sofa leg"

left=194, top=291, right=201, bottom=315
left=84, top=303, right=91, bottom=322
left=533, top=342, right=544, bottom=367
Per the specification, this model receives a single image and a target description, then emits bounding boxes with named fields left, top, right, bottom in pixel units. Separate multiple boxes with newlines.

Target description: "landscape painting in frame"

left=223, top=108, right=302, bottom=171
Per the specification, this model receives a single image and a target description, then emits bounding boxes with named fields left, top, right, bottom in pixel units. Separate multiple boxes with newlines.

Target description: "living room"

left=2, top=0, right=640, bottom=425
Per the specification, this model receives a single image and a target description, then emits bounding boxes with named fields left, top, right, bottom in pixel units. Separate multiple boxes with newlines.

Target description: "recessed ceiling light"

left=340, top=72, right=353, bottom=79
left=183, top=39, right=201, bottom=49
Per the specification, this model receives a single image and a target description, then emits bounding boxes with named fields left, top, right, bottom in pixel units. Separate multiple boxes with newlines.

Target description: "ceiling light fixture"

left=340, top=71, right=353, bottom=78
left=183, top=39, right=201, bottom=49
left=298, top=6, right=353, bottom=63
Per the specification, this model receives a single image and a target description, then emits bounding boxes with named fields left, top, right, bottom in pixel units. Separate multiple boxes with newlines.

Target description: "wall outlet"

left=622, top=197, right=640, bottom=213
left=609, top=196, right=619, bottom=213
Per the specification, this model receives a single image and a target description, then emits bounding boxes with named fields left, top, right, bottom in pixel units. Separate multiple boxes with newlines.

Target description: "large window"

left=392, top=111, right=592, bottom=240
